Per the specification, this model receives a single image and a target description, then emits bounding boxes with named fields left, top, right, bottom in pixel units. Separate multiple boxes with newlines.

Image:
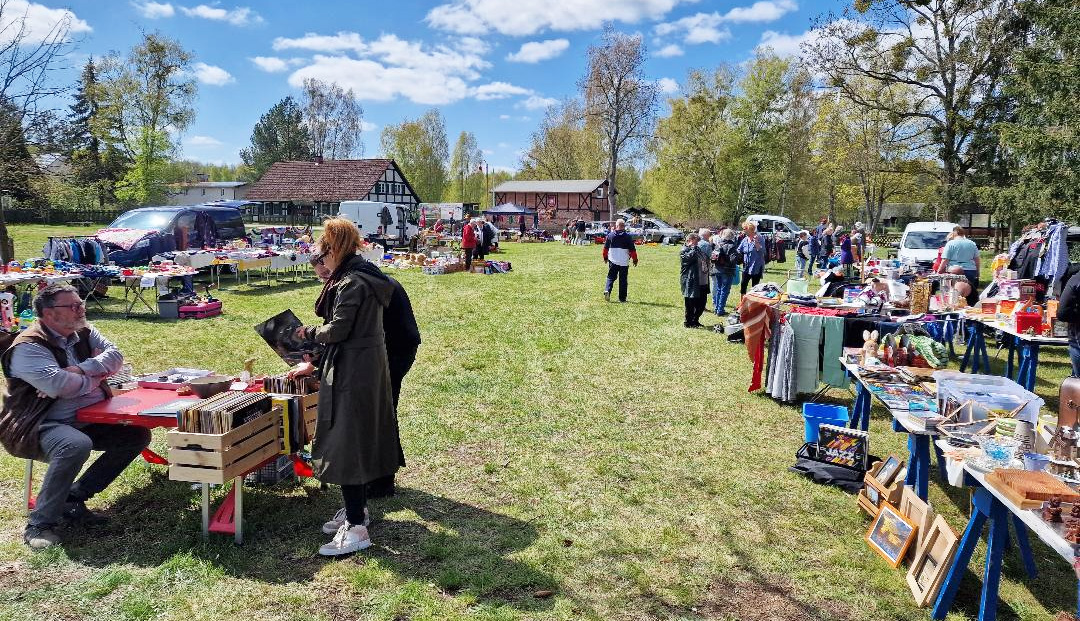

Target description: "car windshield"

left=107, top=210, right=176, bottom=230
left=904, top=231, right=950, bottom=250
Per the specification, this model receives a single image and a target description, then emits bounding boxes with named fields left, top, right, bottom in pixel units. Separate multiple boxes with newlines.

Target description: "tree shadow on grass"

left=218, top=277, right=319, bottom=297
left=61, top=478, right=567, bottom=613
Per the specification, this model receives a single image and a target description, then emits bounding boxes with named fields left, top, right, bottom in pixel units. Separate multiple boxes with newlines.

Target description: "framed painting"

left=866, top=502, right=917, bottom=569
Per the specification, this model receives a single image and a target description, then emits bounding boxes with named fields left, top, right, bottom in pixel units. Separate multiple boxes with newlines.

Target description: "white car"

left=746, top=214, right=802, bottom=242
left=897, top=221, right=959, bottom=266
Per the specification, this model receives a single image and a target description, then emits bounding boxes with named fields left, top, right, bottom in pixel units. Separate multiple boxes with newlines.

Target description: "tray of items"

left=136, top=368, right=215, bottom=390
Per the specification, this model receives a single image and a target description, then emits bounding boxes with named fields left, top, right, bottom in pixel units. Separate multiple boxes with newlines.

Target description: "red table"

left=76, top=387, right=194, bottom=465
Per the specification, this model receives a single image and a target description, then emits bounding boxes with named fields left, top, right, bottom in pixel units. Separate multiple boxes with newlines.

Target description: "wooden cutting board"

left=984, top=469, right=1080, bottom=509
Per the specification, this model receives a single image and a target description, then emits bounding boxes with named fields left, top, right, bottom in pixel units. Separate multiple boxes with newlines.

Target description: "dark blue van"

left=100, top=205, right=247, bottom=266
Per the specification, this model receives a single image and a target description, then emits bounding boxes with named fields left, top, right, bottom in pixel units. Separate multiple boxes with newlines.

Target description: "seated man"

left=0, top=284, right=150, bottom=549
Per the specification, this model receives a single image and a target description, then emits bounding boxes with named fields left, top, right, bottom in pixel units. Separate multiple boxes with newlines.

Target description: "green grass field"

left=0, top=225, right=1074, bottom=620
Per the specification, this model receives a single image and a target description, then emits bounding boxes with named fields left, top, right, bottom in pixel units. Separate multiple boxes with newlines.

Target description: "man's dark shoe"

left=24, top=525, right=61, bottom=549
left=63, top=501, right=107, bottom=525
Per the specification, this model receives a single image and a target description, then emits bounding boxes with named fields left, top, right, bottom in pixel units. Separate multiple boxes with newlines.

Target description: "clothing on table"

left=787, top=312, right=825, bottom=394
left=766, top=321, right=797, bottom=402
left=739, top=294, right=775, bottom=392
left=1035, top=222, right=1069, bottom=284
left=822, top=316, right=849, bottom=388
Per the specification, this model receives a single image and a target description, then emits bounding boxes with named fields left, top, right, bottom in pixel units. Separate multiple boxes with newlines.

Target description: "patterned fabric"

left=739, top=293, right=775, bottom=392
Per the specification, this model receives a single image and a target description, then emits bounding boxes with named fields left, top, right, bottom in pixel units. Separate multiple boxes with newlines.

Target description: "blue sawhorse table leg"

left=943, top=317, right=957, bottom=359
left=850, top=379, right=872, bottom=432
left=896, top=427, right=931, bottom=501
left=932, top=485, right=1039, bottom=620
left=1015, top=343, right=1039, bottom=392
left=1005, top=334, right=1015, bottom=380
left=960, top=323, right=989, bottom=373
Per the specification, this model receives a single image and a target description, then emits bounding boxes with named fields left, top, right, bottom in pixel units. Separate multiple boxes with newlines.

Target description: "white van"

left=897, top=221, right=959, bottom=266
left=746, top=214, right=802, bottom=241
left=337, top=201, right=418, bottom=244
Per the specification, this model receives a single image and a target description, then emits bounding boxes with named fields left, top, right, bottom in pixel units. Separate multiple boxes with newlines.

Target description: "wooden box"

left=298, top=392, right=318, bottom=442
left=167, top=406, right=282, bottom=484
left=859, top=459, right=905, bottom=517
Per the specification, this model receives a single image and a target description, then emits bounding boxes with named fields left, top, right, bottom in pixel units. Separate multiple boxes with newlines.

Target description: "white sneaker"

left=319, top=522, right=371, bottom=556
left=322, top=507, right=370, bottom=534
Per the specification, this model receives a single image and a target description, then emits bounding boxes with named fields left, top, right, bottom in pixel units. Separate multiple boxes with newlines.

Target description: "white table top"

left=967, top=314, right=1068, bottom=345
left=935, top=439, right=1076, bottom=563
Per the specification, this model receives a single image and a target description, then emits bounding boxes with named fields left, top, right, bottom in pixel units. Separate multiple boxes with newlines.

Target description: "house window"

left=201, top=188, right=206, bottom=196
left=221, top=189, right=225, bottom=196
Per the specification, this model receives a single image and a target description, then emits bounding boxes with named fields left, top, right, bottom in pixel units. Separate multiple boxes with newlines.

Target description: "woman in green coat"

left=288, top=218, right=398, bottom=556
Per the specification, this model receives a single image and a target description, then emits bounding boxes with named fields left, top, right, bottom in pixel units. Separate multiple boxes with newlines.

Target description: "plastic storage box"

left=932, top=371, right=1044, bottom=423
left=802, top=403, right=850, bottom=443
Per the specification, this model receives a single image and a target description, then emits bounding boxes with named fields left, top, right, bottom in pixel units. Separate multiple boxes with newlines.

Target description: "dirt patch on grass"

left=693, top=576, right=858, bottom=621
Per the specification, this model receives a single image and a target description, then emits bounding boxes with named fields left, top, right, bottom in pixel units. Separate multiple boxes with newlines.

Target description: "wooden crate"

left=299, top=392, right=318, bottom=442
left=167, top=406, right=282, bottom=484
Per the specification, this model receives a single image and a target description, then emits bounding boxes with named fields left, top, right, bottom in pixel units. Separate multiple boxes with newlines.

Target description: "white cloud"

left=426, top=0, right=693, bottom=36
left=180, top=4, right=262, bottom=26
left=482, top=149, right=493, bottom=155
left=506, top=38, right=569, bottom=63
left=499, top=114, right=511, bottom=120
left=0, top=0, right=91, bottom=44
left=281, top=33, right=497, bottom=105
left=471, top=81, right=533, bottom=100
left=250, top=56, right=288, bottom=72
left=724, top=0, right=798, bottom=23
left=756, top=29, right=813, bottom=57
left=655, top=43, right=683, bottom=57
left=519, top=95, right=558, bottom=110
left=360, top=121, right=377, bottom=132
left=657, top=77, right=678, bottom=93
left=132, top=1, right=174, bottom=18
left=654, top=13, right=730, bottom=44
left=187, top=135, right=223, bottom=147
left=497, top=142, right=510, bottom=148
left=654, top=1, right=796, bottom=45
left=193, top=62, right=234, bottom=85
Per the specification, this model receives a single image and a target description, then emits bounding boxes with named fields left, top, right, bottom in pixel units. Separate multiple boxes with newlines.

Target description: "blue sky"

left=15, top=0, right=834, bottom=171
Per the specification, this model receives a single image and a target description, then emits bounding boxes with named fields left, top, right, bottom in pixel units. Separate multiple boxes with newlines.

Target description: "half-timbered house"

left=492, top=179, right=611, bottom=230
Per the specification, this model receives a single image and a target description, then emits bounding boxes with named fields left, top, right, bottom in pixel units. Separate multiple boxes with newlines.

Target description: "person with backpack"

left=710, top=229, right=739, bottom=316
left=1058, top=269, right=1080, bottom=377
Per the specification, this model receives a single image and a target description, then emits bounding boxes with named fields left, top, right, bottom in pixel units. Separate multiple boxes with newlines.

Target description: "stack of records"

left=262, top=373, right=317, bottom=395
left=178, top=391, right=271, bottom=433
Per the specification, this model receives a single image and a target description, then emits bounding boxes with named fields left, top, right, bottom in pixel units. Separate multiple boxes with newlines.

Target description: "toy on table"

left=862, top=330, right=879, bottom=365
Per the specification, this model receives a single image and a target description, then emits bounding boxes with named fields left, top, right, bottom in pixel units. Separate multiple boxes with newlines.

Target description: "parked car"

left=632, top=217, right=684, bottom=243
left=99, top=204, right=247, bottom=266
left=746, top=214, right=802, bottom=241
left=897, top=221, right=960, bottom=268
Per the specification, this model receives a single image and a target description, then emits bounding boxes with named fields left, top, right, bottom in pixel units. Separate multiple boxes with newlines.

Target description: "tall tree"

left=379, top=109, right=448, bottom=203
left=98, top=33, right=197, bottom=205
left=67, top=59, right=128, bottom=207
left=445, top=131, right=483, bottom=203
left=649, top=67, right=739, bottom=222
left=301, top=78, right=364, bottom=160
left=581, top=27, right=659, bottom=218
left=995, top=0, right=1080, bottom=221
left=241, top=96, right=311, bottom=179
left=809, top=0, right=1018, bottom=220
left=0, top=97, right=36, bottom=202
left=520, top=100, right=604, bottom=180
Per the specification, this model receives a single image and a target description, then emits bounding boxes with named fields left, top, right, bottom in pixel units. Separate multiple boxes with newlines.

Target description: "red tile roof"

left=244, top=159, right=393, bottom=202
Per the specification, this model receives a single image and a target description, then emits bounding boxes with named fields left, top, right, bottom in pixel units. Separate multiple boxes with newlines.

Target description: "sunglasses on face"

left=309, top=252, right=327, bottom=267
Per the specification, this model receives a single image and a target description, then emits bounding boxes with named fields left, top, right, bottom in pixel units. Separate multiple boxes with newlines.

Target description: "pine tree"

left=67, top=58, right=127, bottom=208
left=240, top=96, right=312, bottom=180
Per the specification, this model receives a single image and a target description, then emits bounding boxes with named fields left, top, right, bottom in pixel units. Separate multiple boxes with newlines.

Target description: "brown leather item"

left=1060, top=377, right=1080, bottom=429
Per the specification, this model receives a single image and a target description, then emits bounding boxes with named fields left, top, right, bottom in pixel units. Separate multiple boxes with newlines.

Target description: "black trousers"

left=695, top=284, right=709, bottom=319
left=684, top=296, right=700, bottom=326
left=605, top=262, right=629, bottom=301
left=740, top=272, right=762, bottom=295
left=463, top=247, right=474, bottom=270
left=341, top=483, right=368, bottom=525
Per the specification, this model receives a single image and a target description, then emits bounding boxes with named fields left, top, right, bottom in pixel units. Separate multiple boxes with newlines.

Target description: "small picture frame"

left=875, top=455, right=903, bottom=487
left=906, top=515, right=959, bottom=607
left=899, top=487, right=935, bottom=551
left=866, top=502, right=918, bottom=569
left=866, top=485, right=881, bottom=507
